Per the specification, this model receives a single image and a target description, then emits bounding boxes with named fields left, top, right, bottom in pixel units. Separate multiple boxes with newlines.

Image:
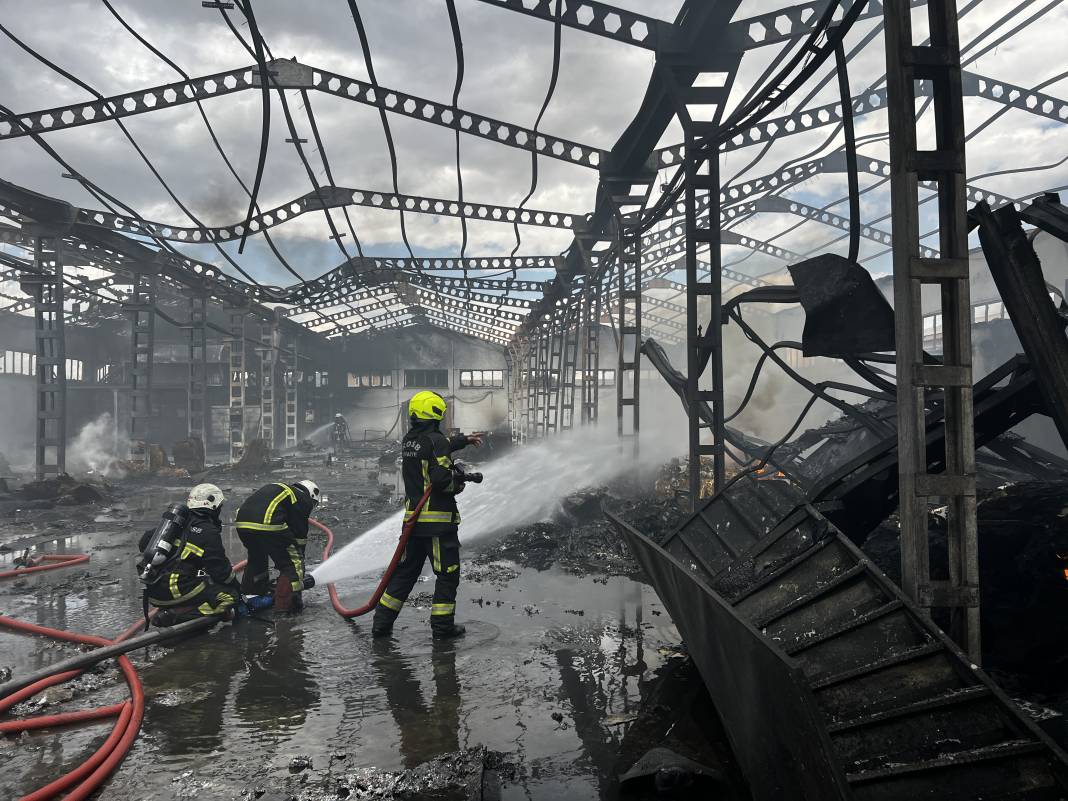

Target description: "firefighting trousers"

left=148, top=574, right=239, bottom=622
left=372, top=532, right=460, bottom=629
left=238, top=529, right=305, bottom=595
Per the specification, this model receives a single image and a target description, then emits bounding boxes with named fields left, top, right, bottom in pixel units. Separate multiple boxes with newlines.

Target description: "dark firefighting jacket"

left=234, top=483, right=315, bottom=545
left=402, top=420, right=470, bottom=536
left=138, top=510, right=235, bottom=605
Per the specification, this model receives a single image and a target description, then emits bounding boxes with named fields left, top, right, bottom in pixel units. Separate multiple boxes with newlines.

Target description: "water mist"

left=311, top=420, right=685, bottom=584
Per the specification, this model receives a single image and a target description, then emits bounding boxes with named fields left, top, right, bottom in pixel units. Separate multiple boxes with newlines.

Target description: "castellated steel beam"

left=76, top=186, right=584, bottom=244
left=470, top=0, right=669, bottom=50
left=0, top=59, right=605, bottom=170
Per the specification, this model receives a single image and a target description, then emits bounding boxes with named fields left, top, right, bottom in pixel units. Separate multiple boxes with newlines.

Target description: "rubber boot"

left=152, top=609, right=177, bottom=627
left=371, top=609, right=395, bottom=638
left=432, top=622, right=466, bottom=639
left=290, top=591, right=304, bottom=613
left=274, top=575, right=293, bottom=612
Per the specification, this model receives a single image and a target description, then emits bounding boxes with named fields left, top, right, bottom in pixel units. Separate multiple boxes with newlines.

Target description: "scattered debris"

left=171, top=437, right=206, bottom=473
left=19, top=473, right=109, bottom=505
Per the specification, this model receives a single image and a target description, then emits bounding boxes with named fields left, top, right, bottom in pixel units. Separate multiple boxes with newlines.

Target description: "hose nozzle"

left=303, top=575, right=316, bottom=590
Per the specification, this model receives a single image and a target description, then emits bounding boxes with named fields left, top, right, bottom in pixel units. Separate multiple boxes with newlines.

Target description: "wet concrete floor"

left=0, top=457, right=707, bottom=800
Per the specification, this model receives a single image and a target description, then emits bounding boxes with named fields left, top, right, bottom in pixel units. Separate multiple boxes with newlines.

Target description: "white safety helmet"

left=294, top=479, right=321, bottom=505
left=335, top=413, right=344, bottom=419
left=187, top=483, right=225, bottom=511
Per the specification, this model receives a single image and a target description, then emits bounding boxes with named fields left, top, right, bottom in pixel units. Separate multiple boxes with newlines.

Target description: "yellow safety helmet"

left=409, top=390, right=447, bottom=421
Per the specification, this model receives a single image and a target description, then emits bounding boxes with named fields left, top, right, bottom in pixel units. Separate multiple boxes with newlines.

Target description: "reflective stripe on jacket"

left=401, top=422, right=469, bottom=534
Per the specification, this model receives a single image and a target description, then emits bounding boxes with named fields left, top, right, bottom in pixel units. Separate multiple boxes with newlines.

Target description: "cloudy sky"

left=0, top=0, right=1066, bottom=306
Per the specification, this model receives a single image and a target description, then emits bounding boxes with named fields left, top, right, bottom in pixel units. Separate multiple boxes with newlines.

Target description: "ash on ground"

left=473, top=487, right=685, bottom=578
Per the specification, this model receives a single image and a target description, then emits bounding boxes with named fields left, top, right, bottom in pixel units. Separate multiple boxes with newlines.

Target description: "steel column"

left=226, top=307, right=248, bottom=463
left=885, top=0, right=979, bottom=658
left=616, top=220, right=642, bottom=452
left=185, top=290, right=209, bottom=444
left=257, top=314, right=280, bottom=451
left=546, top=314, right=564, bottom=434
left=22, top=236, right=67, bottom=479
left=524, top=332, right=539, bottom=441
left=126, top=270, right=156, bottom=468
left=282, top=336, right=300, bottom=449
left=664, top=61, right=737, bottom=509
left=557, top=302, right=580, bottom=432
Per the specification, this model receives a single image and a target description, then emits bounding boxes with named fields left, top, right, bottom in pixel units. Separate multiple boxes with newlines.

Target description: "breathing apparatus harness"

left=137, top=503, right=191, bottom=629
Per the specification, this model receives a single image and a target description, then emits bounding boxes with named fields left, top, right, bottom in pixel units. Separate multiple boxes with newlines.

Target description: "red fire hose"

left=0, top=552, right=90, bottom=579
left=317, top=486, right=432, bottom=618
left=1, top=556, right=250, bottom=800
left=0, top=614, right=146, bottom=801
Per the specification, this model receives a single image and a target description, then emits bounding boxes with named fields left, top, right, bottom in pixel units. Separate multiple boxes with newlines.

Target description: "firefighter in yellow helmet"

left=372, top=390, right=482, bottom=639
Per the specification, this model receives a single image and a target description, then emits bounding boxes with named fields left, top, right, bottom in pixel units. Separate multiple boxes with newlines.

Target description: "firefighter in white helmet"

left=234, top=479, right=321, bottom=612
left=137, top=483, right=240, bottom=626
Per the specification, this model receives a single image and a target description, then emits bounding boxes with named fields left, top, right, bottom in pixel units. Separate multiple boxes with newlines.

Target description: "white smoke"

left=67, top=413, right=129, bottom=478
left=311, top=417, right=686, bottom=584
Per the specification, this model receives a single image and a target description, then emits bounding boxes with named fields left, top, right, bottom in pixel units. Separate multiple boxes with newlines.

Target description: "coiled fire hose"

left=0, top=482, right=430, bottom=796
left=0, top=557, right=248, bottom=801
left=316, top=485, right=431, bottom=618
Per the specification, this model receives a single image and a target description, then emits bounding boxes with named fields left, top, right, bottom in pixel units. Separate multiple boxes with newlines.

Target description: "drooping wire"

left=834, top=40, right=860, bottom=263
left=344, top=0, right=416, bottom=260
left=510, top=0, right=563, bottom=261
left=235, top=0, right=271, bottom=256
left=220, top=2, right=375, bottom=329
left=98, top=0, right=356, bottom=333
left=444, top=0, right=469, bottom=266
left=0, top=20, right=279, bottom=291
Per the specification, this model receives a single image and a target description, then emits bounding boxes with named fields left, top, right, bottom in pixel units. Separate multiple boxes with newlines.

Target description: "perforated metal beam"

left=471, top=0, right=668, bottom=50
left=76, top=186, right=584, bottom=243
left=0, top=59, right=606, bottom=170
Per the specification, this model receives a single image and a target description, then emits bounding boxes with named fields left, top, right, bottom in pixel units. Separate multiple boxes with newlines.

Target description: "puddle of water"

left=1, top=473, right=684, bottom=800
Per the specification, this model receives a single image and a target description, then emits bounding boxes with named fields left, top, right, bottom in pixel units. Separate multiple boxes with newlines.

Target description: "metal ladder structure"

left=884, top=0, right=979, bottom=659
left=663, top=61, right=739, bottom=508
left=546, top=314, right=563, bottom=434
left=184, top=290, right=209, bottom=444
left=608, top=179, right=653, bottom=454
left=282, top=336, right=300, bottom=449
left=226, top=306, right=248, bottom=463
left=556, top=299, right=580, bottom=433
left=125, top=269, right=156, bottom=469
left=257, top=314, right=279, bottom=452
left=22, top=235, right=67, bottom=479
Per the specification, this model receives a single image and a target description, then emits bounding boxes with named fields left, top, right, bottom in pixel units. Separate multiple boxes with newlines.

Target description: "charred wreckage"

left=2, top=0, right=1068, bottom=799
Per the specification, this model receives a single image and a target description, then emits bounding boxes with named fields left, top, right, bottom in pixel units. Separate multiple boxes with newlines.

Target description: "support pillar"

left=126, top=270, right=156, bottom=468
left=664, top=61, right=738, bottom=508
left=532, top=323, right=550, bottom=438
left=226, top=306, right=248, bottom=463
left=546, top=314, right=564, bottom=435
left=282, top=335, right=300, bottom=449
left=557, top=302, right=580, bottom=433
left=885, top=0, right=979, bottom=658
left=575, top=234, right=601, bottom=427
left=21, top=235, right=66, bottom=479
left=185, top=290, right=209, bottom=444
left=257, top=313, right=280, bottom=452
left=615, top=219, right=643, bottom=453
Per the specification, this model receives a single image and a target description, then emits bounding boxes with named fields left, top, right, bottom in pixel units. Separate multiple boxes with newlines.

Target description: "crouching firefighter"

left=372, top=391, right=483, bottom=639
left=137, top=483, right=240, bottom=628
left=235, top=479, right=320, bottom=612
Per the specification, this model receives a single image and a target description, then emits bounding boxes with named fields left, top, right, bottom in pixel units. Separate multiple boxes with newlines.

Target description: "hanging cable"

left=234, top=0, right=271, bottom=255
left=510, top=0, right=563, bottom=260
left=344, top=0, right=416, bottom=259
left=834, top=39, right=860, bottom=264
left=98, top=0, right=358, bottom=336
left=444, top=0, right=469, bottom=267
